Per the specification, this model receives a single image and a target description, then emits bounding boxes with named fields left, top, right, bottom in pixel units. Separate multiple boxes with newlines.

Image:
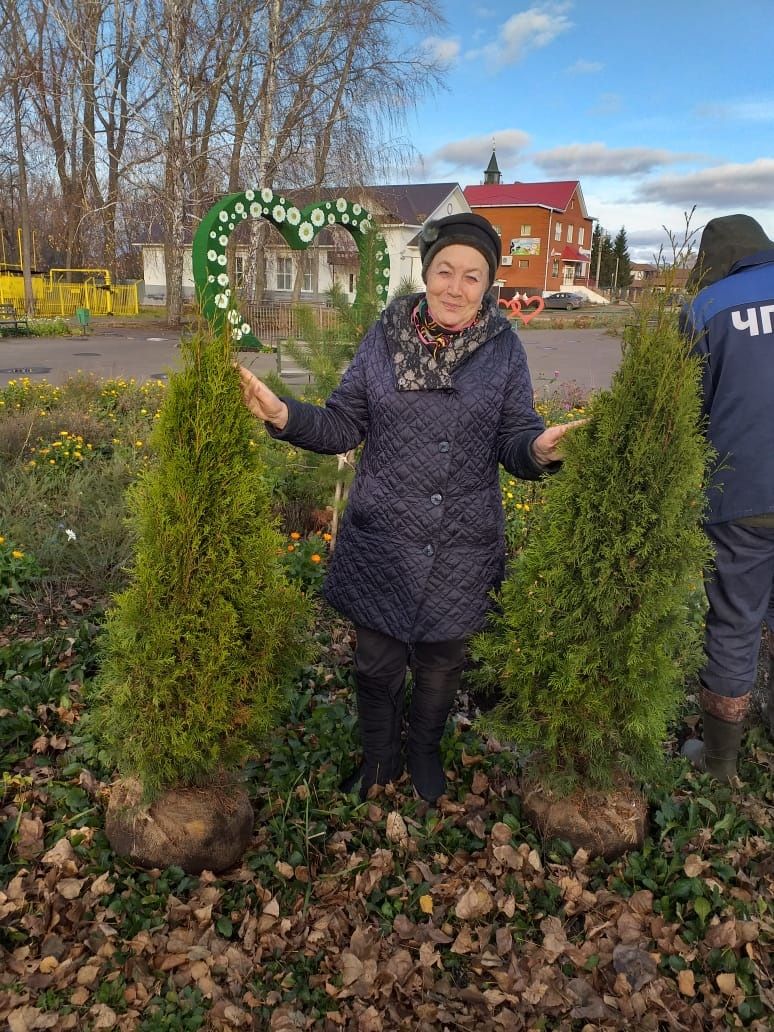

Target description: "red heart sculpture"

left=498, top=295, right=545, bottom=325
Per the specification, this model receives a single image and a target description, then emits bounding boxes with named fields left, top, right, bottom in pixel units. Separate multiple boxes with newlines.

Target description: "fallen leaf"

left=684, top=854, right=707, bottom=878
left=15, top=814, right=45, bottom=858
left=90, top=1003, right=118, bottom=1029
left=275, top=860, right=294, bottom=879
left=612, top=943, right=657, bottom=992
left=419, top=894, right=433, bottom=915
left=76, top=963, right=101, bottom=986
left=677, top=969, right=696, bottom=996
left=341, top=953, right=364, bottom=986
left=455, top=881, right=493, bottom=920
left=385, top=812, right=408, bottom=847
left=490, top=822, right=512, bottom=845
left=41, top=838, right=77, bottom=867
left=58, top=878, right=86, bottom=900
left=716, top=972, right=736, bottom=994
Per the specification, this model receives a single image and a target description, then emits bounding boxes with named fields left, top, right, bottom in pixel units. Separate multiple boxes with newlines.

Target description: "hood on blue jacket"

left=687, top=214, right=773, bottom=291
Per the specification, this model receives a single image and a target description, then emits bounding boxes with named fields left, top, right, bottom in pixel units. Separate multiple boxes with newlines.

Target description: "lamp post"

left=613, top=255, right=620, bottom=299
left=594, top=224, right=603, bottom=290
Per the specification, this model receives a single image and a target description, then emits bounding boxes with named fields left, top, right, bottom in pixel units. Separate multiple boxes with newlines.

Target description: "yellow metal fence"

left=0, top=276, right=139, bottom=318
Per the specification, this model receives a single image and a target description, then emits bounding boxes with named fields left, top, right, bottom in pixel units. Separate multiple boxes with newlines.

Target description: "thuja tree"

left=474, top=305, right=713, bottom=788
left=92, top=331, right=313, bottom=799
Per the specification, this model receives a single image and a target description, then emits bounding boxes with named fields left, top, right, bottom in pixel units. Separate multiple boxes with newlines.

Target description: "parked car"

left=543, top=291, right=586, bottom=310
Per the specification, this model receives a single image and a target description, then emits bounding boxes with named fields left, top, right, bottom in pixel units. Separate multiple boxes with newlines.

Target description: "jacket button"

left=430, top=493, right=443, bottom=505
left=423, top=544, right=434, bottom=557
left=439, top=440, right=450, bottom=453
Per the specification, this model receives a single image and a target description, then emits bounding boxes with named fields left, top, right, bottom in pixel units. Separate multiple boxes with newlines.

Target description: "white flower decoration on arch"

left=193, top=187, right=391, bottom=351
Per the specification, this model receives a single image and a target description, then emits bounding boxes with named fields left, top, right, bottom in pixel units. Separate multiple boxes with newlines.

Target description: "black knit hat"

left=419, top=212, right=502, bottom=287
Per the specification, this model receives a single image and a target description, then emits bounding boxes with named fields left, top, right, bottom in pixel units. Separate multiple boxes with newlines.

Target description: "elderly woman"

left=240, top=212, right=579, bottom=803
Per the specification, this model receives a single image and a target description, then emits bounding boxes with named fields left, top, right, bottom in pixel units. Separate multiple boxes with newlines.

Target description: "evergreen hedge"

left=474, top=306, right=713, bottom=789
left=92, top=332, right=313, bottom=798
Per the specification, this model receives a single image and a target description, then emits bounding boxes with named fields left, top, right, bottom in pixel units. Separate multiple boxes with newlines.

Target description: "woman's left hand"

left=531, top=418, right=588, bottom=465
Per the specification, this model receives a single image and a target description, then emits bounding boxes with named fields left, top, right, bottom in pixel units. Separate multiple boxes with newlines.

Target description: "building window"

left=348, top=272, right=356, bottom=293
left=578, top=227, right=585, bottom=247
left=235, top=255, right=245, bottom=288
left=567, top=225, right=573, bottom=243
left=554, top=222, right=562, bottom=241
left=276, top=256, right=293, bottom=291
left=552, top=259, right=559, bottom=277
left=518, top=259, right=529, bottom=269
left=520, top=223, right=531, bottom=235
left=491, top=224, right=502, bottom=236
left=302, top=268, right=313, bottom=292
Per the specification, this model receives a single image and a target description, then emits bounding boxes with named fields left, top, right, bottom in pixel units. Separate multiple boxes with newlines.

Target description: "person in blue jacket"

left=679, top=214, right=774, bottom=781
left=239, top=213, right=582, bottom=803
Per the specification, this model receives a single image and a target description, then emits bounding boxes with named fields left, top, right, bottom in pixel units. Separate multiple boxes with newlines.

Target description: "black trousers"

left=703, top=521, right=774, bottom=699
left=354, top=625, right=467, bottom=695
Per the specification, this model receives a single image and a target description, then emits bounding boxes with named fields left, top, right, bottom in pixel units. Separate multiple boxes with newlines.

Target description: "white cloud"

left=588, top=92, right=623, bottom=116
left=532, top=142, right=691, bottom=177
left=467, top=3, right=573, bottom=66
left=565, top=59, right=602, bottom=75
left=637, top=158, right=774, bottom=207
left=697, top=99, right=774, bottom=123
left=424, top=36, right=461, bottom=65
left=415, top=129, right=531, bottom=180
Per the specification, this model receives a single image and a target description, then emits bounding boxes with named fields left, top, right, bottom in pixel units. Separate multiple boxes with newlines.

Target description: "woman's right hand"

left=238, top=365, right=289, bottom=430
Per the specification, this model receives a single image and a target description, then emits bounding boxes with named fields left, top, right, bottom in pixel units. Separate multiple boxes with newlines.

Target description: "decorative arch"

left=192, top=188, right=391, bottom=350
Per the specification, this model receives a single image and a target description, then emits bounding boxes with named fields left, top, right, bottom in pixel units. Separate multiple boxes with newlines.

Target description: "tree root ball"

left=521, top=775, right=648, bottom=861
left=106, top=778, right=254, bottom=874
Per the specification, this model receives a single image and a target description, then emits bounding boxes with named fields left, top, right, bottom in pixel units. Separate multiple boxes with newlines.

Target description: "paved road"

left=0, top=321, right=624, bottom=394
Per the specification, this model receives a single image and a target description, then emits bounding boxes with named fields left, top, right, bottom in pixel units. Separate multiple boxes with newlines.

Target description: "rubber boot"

left=341, top=673, right=405, bottom=800
left=681, top=688, right=749, bottom=784
left=407, top=651, right=464, bottom=803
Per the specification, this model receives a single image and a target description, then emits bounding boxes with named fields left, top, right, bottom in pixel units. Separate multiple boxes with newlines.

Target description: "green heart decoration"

left=192, top=188, right=391, bottom=350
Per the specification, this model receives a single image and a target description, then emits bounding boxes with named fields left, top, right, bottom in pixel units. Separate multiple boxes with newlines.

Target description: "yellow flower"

left=134, top=440, right=143, bottom=447
left=287, top=544, right=295, bottom=552
left=290, top=532, right=301, bottom=540
left=310, top=554, right=321, bottom=563
left=322, top=533, right=332, bottom=542
left=12, top=550, right=24, bottom=559
left=0, top=535, right=5, bottom=544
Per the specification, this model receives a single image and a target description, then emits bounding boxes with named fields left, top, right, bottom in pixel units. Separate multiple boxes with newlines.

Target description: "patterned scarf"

left=382, top=292, right=508, bottom=391
left=411, top=297, right=479, bottom=360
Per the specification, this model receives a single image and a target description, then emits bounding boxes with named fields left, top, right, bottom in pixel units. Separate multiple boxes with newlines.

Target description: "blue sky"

left=401, top=0, right=774, bottom=261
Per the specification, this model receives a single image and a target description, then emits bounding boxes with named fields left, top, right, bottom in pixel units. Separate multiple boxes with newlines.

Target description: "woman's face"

left=425, top=244, right=489, bottom=330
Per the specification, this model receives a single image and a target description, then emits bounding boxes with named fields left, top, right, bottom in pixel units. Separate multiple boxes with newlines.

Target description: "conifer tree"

left=473, top=305, right=713, bottom=789
left=613, top=227, right=633, bottom=289
left=92, top=331, right=313, bottom=799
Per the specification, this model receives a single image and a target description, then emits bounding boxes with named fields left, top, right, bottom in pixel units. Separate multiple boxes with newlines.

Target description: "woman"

left=240, top=212, right=580, bottom=802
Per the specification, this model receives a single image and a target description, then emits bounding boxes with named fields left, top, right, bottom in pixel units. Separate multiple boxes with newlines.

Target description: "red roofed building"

left=465, top=151, right=594, bottom=298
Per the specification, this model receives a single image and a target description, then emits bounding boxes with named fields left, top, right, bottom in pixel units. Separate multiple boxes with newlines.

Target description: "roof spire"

left=484, top=145, right=501, bottom=185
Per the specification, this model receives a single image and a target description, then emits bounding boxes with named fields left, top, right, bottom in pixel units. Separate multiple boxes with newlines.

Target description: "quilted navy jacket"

left=268, top=300, right=550, bottom=642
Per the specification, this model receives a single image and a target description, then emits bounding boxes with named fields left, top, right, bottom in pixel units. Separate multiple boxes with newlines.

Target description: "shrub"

left=91, top=331, right=314, bottom=798
left=474, top=304, right=713, bottom=789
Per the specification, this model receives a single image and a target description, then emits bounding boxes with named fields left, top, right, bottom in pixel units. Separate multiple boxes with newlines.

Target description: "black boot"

left=681, top=687, right=749, bottom=784
left=341, top=672, right=405, bottom=800
left=407, top=644, right=465, bottom=803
